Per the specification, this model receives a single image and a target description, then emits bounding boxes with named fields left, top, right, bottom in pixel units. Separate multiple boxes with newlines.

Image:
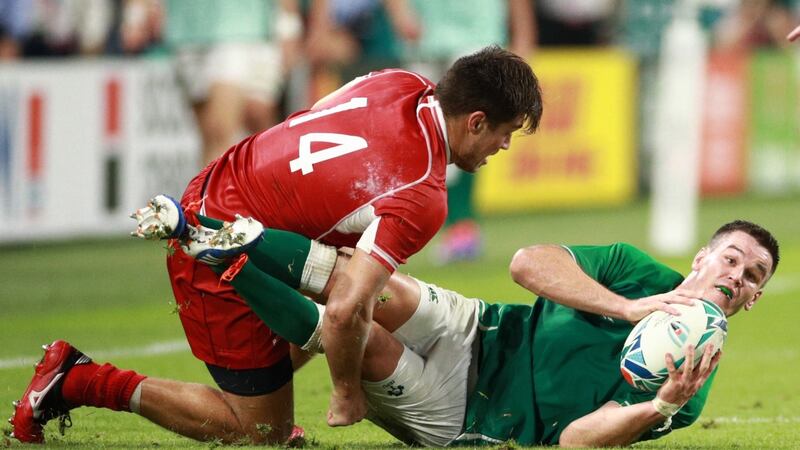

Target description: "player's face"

left=455, top=115, right=524, bottom=173
left=692, top=231, right=773, bottom=317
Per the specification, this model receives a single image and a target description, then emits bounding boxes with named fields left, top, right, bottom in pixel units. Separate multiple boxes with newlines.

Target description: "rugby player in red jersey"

left=9, top=46, right=542, bottom=444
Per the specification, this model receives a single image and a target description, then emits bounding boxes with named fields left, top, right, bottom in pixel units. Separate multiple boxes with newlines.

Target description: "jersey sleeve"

left=359, top=182, right=447, bottom=272
left=566, top=243, right=651, bottom=285
left=566, top=243, right=684, bottom=299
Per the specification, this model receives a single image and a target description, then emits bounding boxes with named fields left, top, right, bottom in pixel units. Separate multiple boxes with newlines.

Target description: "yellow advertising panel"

left=476, top=49, right=637, bottom=213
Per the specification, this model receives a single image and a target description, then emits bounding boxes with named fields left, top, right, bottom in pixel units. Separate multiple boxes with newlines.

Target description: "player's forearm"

left=322, top=251, right=390, bottom=393
left=509, top=245, right=628, bottom=318
left=322, top=299, right=370, bottom=395
left=560, top=401, right=665, bottom=447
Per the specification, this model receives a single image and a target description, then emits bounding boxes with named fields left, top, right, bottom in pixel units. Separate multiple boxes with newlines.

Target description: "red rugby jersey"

left=202, top=69, right=450, bottom=271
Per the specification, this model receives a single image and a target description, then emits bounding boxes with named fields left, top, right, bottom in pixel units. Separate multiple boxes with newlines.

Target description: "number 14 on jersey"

left=289, top=97, right=369, bottom=175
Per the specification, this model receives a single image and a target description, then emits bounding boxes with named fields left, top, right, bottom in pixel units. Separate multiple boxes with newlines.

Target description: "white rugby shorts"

left=362, top=279, right=482, bottom=447
left=174, top=42, right=283, bottom=103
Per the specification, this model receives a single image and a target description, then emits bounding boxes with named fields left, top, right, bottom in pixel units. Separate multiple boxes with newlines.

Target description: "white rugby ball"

left=620, top=300, right=727, bottom=392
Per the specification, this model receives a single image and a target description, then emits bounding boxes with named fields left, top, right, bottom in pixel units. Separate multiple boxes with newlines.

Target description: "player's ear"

left=467, top=112, right=487, bottom=134
left=744, top=291, right=763, bottom=311
left=691, top=247, right=708, bottom=272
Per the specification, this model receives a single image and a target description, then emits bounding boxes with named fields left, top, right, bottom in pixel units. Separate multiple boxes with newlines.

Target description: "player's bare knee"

left=361, top=326, right=402, bottom=381
left=362, top=325, right=385, bottom=361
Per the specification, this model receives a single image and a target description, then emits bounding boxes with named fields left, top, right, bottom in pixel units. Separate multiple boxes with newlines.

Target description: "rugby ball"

left=620, top=300, right=727, bottom=391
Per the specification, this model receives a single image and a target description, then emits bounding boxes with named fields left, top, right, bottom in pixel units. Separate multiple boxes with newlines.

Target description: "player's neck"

left=444, top=115, right=466, bottom=165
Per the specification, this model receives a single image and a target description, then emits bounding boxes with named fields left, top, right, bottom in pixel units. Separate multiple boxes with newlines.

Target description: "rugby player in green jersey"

left=63, top=208, right=783, bottom=447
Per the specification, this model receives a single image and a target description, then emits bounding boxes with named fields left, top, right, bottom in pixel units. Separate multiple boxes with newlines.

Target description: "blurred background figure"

left=303, top=0, right=417, bottom=101
left=123, top=0, right=303, bottom=166
left=0, top=0, right=31, bottom=59
left=398, top=0, right=536, bottom=264
left=713, top=0, right=797, bottom=50
left=0, top=0, right=113, bottom=58
left=535, top=0, right=617, bottom=46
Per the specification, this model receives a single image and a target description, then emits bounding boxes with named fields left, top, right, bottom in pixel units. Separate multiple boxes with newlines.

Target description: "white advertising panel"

left=0, top=60, right=199, bottom=242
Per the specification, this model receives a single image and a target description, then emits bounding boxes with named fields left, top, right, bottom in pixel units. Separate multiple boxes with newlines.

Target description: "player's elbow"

left=509, top=246, right=533, bottom=283
left=559, top=425, right=594, bottom=448
left=509, top=245, right=549, bottom=289
left=559, top=426, right=607, bottom=448
left=558, top=432, right=581, bottom=448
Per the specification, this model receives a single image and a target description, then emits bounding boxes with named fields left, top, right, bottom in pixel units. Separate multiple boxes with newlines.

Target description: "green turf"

left=1, top=195, right=798, bottom=448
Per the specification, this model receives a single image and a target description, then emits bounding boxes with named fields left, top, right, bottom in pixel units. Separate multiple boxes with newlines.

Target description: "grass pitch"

left=1, top=195, right=798, bottom=449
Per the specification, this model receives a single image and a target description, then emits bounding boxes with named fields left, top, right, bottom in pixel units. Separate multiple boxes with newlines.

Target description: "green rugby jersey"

left=455, top=243, right=717, bottom=446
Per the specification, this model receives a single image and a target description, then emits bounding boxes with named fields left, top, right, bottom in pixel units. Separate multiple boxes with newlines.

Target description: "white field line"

left=0, top=339, right=189, bottom=370
left=707, top=416, right=800, bottom=424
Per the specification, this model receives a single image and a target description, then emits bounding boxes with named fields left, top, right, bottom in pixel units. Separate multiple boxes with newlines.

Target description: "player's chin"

left=704, top=291, right=732, bottom=314
left=455, top=160, right=480, bottom=173
left=472, top=158, right=489, bottom=171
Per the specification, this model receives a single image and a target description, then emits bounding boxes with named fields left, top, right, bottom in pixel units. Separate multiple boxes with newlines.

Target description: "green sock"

left=196, top=214, right=309, bottom=288
left=225, top=260, right=320, bottom=346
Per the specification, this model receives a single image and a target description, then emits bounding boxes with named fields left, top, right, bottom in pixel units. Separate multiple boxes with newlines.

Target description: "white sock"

left=300, top=241, right=337, bottom=294
left=301, top=302, right=326, bottom=353
left=129, top=381, right=144, bottom=414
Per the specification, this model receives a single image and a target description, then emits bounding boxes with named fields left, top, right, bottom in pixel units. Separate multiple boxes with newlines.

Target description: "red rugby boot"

left=8, top=340, right=91, bottom=443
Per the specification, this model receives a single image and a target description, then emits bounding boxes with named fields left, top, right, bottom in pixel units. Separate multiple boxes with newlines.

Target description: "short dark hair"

left=435, top=46, right=543, bottom=134
left=710, top=220, right=780, bottom=275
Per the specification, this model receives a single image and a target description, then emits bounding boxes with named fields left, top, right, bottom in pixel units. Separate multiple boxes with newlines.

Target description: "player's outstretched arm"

left=559, top=401, right=667, bottom=447
left=510, top=245, right=695, bottom=322
left=559, top=345, right=720, bottom=447
left=509, top=245, right=638, bottom=320
left=322, top=249, right=391, bottom=427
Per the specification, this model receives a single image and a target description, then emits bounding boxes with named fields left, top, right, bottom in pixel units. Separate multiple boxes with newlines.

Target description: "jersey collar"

left=429, top=96, right=450, bottom=163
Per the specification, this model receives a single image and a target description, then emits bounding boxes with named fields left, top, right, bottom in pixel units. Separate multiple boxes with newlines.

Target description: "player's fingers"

left=694, top=348, right=716, bottom=389
left=682, top=345, right=696, bottom=379
left=667, top=291, right=697, bottom=305
left=696, top=344, right=714, bottom=375
left=665, top=353, right=678, bottom=378
left=788, top=25, right=800, bottom=41
left=706, top=350, right=722, bottom=376
left=660, top=303, right=682, bottom=316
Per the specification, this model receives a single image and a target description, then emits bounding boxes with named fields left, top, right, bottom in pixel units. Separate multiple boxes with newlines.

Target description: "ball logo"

left=667, top=321, right=689, bottom=347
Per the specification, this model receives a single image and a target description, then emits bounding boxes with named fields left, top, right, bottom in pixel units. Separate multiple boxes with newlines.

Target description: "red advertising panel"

left=700, top=50, right=748, bottom=196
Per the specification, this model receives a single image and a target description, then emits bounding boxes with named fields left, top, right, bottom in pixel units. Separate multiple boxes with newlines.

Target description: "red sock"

left=62, top=362, right=147, bottom=412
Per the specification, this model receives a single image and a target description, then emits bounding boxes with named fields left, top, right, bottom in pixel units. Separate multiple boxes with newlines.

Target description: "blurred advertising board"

left=0, top=60, right=199, bottom=242
left=475, top=49, right=637, bottom=213
left=699, top=51, right=748, bottom=196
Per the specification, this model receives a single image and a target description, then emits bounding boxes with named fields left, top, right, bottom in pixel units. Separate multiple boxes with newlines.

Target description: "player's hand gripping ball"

left=620, top=300, right=727, bottom=391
